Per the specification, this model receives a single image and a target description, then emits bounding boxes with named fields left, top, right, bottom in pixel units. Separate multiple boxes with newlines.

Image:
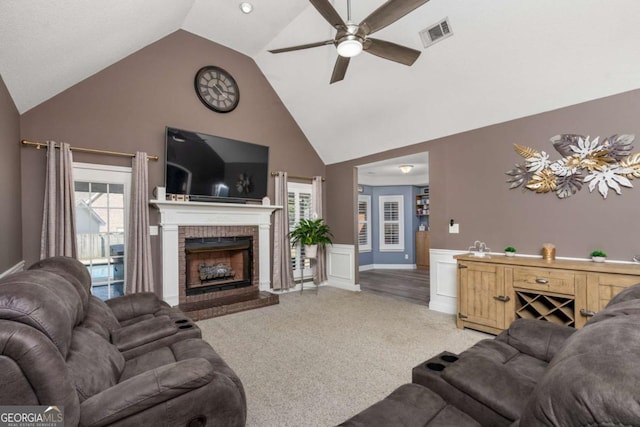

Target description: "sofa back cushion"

left=0, top=270, right=83, bottom=358
left=81, top=296, right=121, bottom=340
left=520, top=315, right=640, bottom=426
left=29, top=256, right=91, bottom=317
left=66, top=327, right=125, bottom=401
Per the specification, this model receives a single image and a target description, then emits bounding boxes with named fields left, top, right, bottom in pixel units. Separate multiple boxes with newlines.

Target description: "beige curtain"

left=272, top=172, right=295, bottom=291
left=40, top=141, right=77, bottom=259
left=126, top=152, right=154, bottom=294
left=312, top=176, right=327, bottom=284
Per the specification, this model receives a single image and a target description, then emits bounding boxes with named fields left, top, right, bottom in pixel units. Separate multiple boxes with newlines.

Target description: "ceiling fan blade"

left=360, top=0, right=429, bottom=35
left=269, top=40, right=334, bottom=54
left=330, top=56, right=350, bottom=84
left=309, top=0, right=346, bottom=30
left=364, top=38, right=421, bottom=65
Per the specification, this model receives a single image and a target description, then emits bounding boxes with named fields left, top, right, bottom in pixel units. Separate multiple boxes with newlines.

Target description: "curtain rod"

left=270, top=171, right=325, bottom=182
left=21, top=139, right=159, bottom=161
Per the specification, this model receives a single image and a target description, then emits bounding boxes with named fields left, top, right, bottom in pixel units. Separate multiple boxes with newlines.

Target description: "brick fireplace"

left=152, top=200, right=280, bottom=320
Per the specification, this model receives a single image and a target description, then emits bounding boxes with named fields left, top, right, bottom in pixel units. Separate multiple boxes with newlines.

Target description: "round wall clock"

left=194, top=66, right=239, bottom=113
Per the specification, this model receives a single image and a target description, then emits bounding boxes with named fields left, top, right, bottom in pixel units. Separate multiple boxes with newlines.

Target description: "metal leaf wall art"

left=506, top=134, right=640, bottom=199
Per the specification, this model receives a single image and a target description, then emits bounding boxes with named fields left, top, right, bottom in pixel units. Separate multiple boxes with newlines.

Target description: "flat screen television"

left=165, top=127, right=269, bottom=202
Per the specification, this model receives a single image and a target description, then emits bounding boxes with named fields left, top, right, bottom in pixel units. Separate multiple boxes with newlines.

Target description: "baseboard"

left=327, top=280, right=361, bottom=292
left=428, top=299, right=457, bottom=314
left=359, top=263, right=416, bottom=271
left=0, top=260, right=25, bottom=279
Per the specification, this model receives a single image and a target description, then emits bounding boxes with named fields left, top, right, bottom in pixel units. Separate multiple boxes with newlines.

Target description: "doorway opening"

left=355, top=152, right=429, bottom=305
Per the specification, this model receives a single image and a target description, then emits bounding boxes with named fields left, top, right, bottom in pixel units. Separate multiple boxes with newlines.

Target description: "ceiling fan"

left=269, top=0, right=429, bottom=83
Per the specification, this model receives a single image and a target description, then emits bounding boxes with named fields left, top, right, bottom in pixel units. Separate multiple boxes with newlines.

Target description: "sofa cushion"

left=0, top=270, right=83, bottom=357
left=66, top=327, right=125, bottom=401
left=28, top=256, right=91, bottom=316
left=105, top=292, right=163, bottom=322
left=111, top=315, right=177, bottom=352
left=520, top=315, right=640, bottom=426
left=81, top=296, right=121, bottom=340
left=496, top=318, right=575, bottom=362
left=442, top=356, right=536, bottom=421
left=338, top=383, right=481, bottom=427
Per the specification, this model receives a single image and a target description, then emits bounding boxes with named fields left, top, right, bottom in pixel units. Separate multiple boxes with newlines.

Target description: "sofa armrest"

left=442, top=356, right=536, bottom=421
left=79, top=358, right=213, bottom=427
left=105, top=292, right=162, bottom=322
left=496, top=318, right=575, bottom=362
left=110, top=315, right=178, bottom=352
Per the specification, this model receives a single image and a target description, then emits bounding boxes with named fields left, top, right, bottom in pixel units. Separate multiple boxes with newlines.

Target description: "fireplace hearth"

left=185, top=236, right=252, bottom=295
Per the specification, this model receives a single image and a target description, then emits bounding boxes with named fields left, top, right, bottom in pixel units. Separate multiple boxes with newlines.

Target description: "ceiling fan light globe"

left=337, top=39, right=363, bottom=57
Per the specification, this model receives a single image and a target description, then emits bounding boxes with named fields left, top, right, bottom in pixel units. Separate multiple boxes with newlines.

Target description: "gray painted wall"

left=0, top=75, right=22, bottom=273
left=327, top=89, right=640, bottom=262
left=19, top=30, right=325, bottom=289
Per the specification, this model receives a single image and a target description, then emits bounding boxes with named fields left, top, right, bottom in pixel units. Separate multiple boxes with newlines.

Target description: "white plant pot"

left=592, top=256, right=606, bottom=263
left=304, top=244, right=318, bottom=259
left=505, top=252, right=516, bottom=257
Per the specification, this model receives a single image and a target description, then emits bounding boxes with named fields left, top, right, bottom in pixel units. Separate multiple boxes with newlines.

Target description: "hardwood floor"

left=358, top=268, right=430, bottom=306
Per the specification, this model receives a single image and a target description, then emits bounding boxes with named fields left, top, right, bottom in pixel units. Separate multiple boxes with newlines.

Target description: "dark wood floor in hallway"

left=358, top=268, right=430, bottom=306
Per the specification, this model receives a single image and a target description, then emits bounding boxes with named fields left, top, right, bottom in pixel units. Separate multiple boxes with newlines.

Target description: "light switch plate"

left=149, top=225, right=158, bottom=236
left=449, top=223, right=459, bottom=234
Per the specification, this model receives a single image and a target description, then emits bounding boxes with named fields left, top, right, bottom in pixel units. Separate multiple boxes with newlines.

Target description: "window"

left=379, top=195, right=404, bottom=251
left=74, top=163, right=131, bottom=300
left=358, top=195, right=371, bottom=252
left=287, top=182, right=313, bottom=278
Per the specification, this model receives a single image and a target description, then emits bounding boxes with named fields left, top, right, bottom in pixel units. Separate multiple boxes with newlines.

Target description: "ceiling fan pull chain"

left=347, top=0, right=351, bottom=21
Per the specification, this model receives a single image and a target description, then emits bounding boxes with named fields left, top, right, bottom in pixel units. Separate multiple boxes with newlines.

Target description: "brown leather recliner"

left=28, top=256, right=201, bottom=359
left=0, top=260, right=246, bottom=427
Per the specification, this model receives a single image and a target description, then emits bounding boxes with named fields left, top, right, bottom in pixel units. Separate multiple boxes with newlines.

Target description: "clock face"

left=194, top=66, right=239, bottom=113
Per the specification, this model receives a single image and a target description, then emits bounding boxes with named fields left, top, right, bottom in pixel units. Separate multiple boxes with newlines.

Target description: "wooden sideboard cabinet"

left=415, top=230, right=430, bottom=270
left=455, top=254, right=640, bottom=335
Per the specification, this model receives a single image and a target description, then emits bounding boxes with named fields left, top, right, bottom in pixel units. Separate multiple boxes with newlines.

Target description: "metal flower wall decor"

left=506, top=134, right=640, bottom=199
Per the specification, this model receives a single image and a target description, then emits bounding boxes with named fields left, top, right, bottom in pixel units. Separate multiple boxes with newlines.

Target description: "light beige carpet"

left=197, top=286, right=489, bottom=427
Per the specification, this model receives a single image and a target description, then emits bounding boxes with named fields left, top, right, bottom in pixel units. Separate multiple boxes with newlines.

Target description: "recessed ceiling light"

left=239, top=2, right=253, bottom=14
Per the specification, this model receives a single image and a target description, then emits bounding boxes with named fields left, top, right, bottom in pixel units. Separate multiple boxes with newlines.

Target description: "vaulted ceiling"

left=2, top=0, right=640, bottom=165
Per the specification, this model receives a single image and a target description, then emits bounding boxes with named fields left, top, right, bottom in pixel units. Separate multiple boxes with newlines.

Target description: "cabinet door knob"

left=535, top=278, right=549, bottom=284
left=579, top=309, right=596, bottom=317
left=493, top=295, right=511, bottom=302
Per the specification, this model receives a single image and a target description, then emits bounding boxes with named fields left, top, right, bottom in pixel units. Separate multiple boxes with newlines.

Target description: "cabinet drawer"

left=513, top=267, right=575, bottom=295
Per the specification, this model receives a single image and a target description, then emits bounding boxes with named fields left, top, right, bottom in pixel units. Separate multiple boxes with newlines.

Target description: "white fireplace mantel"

left=150, top=200, right=281, bottom=306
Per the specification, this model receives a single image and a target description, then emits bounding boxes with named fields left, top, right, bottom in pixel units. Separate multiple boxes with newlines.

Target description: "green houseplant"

left=504, top=246, right=516, bottom=257
left=590, top=250, right=607, bottom=263
left=289, top=218, right=333, bottom=259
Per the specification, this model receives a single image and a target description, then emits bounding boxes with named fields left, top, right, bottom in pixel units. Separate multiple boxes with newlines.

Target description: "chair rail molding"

left=429, top=249, right=467, bottom=314
left=0, top=260, right=25, bottom=279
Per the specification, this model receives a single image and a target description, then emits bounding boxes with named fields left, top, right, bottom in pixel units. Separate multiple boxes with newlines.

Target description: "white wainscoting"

left=0, top=260, right=25, bottom=279
left=429, top=249, right=466, bottom=314
left=327, top=244, right=360, bottom=292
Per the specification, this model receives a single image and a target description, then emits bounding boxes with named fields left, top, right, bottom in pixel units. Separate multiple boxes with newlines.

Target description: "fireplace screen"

left=184, top=236, right=252, bottom=295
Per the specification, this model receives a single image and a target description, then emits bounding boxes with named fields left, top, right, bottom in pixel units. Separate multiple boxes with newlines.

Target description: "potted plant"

left=504, top=246, right=517, bottom=257
left=590, top=250, right=607, bottom=263
left=289, top=218, right=333, bottom=259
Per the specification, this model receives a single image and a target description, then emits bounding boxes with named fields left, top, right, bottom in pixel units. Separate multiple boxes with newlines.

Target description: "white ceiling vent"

left=419, top=18, right=453, bottom=48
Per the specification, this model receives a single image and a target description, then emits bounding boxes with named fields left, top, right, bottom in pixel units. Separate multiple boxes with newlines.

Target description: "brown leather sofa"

left=341, top=284, right=640, bottom=426
left=0, top=256, right=246, bottom=427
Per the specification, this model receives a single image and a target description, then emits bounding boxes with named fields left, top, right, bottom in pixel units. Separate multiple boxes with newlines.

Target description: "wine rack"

left=515, top=290, right=575, bottom=327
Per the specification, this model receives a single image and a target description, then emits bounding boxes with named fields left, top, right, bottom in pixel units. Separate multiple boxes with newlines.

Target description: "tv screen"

left=165, top=127, right=269, bottom=202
